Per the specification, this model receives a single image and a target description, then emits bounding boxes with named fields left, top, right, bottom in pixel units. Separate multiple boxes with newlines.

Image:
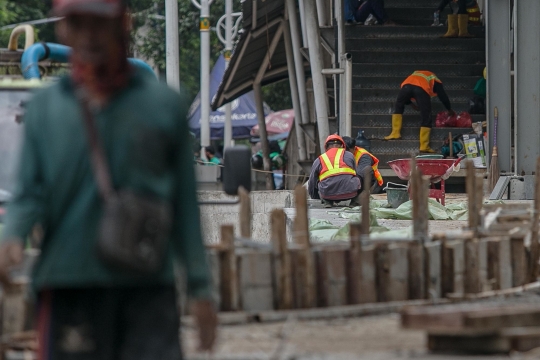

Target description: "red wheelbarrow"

left=387, top=156, right=465, bottom=206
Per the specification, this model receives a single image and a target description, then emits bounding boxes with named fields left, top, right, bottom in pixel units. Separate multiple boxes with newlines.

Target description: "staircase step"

left=353, top=64, right=485, bottom=77
left=352, top=100, right=474, bottom=115
left=347, top=38, right=484, bottom=52
left=352, top=114, right=485, bottom=128
left=385, top=7, right=440, bottom=25
left=353, top=76, right=480, bottom=90
left=369, top=139, right=447, bottom=155
left=353, top=51, right=485, bottom=64
left=353, top=89, right=473, bottom=103
left=343, top=25, right=485, bottom=39
left=356, top=126, right=473, bottom=141
left=385, top=0, right=444, bottom=8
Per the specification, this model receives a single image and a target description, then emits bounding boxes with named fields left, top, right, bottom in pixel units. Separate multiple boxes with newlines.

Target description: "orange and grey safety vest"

left=401, top=71, right=442, bottom=98
left=353, top=147, right=384, bottom=186
left=467, top=4, right=481, bottom=25
left=318, top=148, right=356, bottom=181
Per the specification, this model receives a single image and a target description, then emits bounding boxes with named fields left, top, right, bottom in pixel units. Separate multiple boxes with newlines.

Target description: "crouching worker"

left=308, top=135, right=361, bottom=208
left=342, top=136, right=384, bottom=193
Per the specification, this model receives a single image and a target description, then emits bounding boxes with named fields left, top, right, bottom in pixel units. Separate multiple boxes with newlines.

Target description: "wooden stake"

left=411, top=157, right=429, bottom=242
left=464, top=239, right=480, bottom=294
left=361, top=171, right=371, bottom=236
left=375, top=244, right=390, bottom=302
left=293, top=185, right=316, bottom=308
left=511, top=236, right=527, bottom=287
left=529, top=156, right=540, bottom=282
left=220, top=224, right=238, bottom=311
left=449, top=132, right=453, bottom=158
left=348, top=222, right=363, bottom=304
left=466, top=161, right=483, bottom=233
left=271, top=209, right=293, bottom=310
left=408, top=241, right=425, bottom=300
left=486, top=238, right=501, bottom=291
left=238, top=186, right=251, bottom=238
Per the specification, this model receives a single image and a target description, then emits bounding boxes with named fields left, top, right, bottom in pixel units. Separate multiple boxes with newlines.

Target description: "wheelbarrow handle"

left=453, top=155, right=466, bottom=168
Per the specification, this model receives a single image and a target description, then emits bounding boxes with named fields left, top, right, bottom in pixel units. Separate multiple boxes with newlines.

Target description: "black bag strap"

left=77, top=92, right=116, bottom=200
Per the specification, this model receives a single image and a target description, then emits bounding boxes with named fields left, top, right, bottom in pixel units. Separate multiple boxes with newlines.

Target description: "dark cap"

left=52, top=0, right=125, bottom=17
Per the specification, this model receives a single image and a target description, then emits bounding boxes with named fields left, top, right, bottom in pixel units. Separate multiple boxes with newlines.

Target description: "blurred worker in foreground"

left=308, top=135, right=361, bottom=208
left=342, top=136, right=384, bottom=193
left=385, top=70, right=455, bottom=153
left=0, top=0, right=216, bottom=359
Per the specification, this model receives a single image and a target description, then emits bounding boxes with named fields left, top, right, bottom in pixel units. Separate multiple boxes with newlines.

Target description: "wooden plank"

left=237, top=249, right=274, bottom=311
left=315, top=248, right=348, bottom=307
left=388, top=244, right=409, bottom=301
left=347, top=222, right=362, bottom=304
left=293, top=185, right=316, bottom=308
left=486, top=238, right=501, bottom=291
left=271, top=209, right=293, bottom=310
left=464, top=306, right=540, bottom=329
left=408, top=241, right=425, bottom=300
left=464, top=239, right=480, bottom=294
left=411, top=158, right=429, bottom=242
left=424, top=241, right=442, bottom=300
left=478, top=239, right=488, bottom=292
left=500, top=327, right=540, bottom=352
left=359, top=245, right=377, bottom=303
left=219, top=224, right=238, bottom=311
left=441, top=240, right=455, bottom=296
left=499, top=237, right=513, bottom=289
left=511, top=236, right=528, bottom=287
left=238, top=186, right=251, bottom=238
left=375, top=244, right=390, bottom=302
left=427, top=334, right=510, bottom=354
left=206, top=249, right=221, bottom=308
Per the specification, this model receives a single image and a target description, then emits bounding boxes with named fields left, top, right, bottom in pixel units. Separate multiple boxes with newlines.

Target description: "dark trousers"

left=344, top=0, right=358, bottom=21
left=394, top=84, right=433, bottom=128
left=355, top=0, right=388, bottom=24
left=37, top=286, right=182, bottom=360
left=438, top=0, right=467, bottom=14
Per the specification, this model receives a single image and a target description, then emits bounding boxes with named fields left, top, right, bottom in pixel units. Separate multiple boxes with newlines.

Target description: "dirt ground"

left=182, top=313, right=527, bottom=360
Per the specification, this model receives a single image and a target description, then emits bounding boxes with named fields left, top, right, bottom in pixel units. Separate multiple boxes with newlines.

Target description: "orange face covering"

left=70, top=30, right=130, bottom=100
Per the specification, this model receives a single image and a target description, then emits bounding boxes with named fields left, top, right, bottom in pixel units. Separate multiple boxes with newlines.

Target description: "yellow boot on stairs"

left=442, top=14, right=458, bottom=38
left=458, top=14, right=473, bottom=37
left=384, top=114, right=402, bottom=140
left=419, top=127, right=436, bottom=153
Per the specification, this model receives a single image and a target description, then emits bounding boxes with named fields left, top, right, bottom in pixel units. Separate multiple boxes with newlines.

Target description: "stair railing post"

left=343, top=53, right=352, bottom=137
left=305, top=0, right=330, bottom=153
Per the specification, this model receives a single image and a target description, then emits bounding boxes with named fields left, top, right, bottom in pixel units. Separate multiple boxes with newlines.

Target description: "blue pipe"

left=21, top=42, right=157, bottom=80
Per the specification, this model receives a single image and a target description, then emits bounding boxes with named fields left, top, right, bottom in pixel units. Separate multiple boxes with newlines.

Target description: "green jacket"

left=1, top=73, right=211, bottom=299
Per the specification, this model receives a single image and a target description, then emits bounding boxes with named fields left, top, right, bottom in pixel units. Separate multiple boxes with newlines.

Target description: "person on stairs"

left=308, top=135, right=361, bottom=208
left=342, top=136, right=384, bottom=194
left=385, top=71, right=455, bottom=153
left=354, top=0, right=397, bottom=26
left=437, top=0, right=473, bottom=37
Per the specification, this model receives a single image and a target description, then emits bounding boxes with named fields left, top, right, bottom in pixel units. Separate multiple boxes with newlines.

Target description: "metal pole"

left=286, top=0, right=310, bottom=126
left=223, top=0, right=233, bottom=148
left=336, top=0, right=345, bottom=134
left=343, top=53, right=352, bottom=137
left=200, top=0, right=211, bottom=153
left=315, top=0, right=327, bottom=27
left=165, top=0, right=180, bottom=91
left=305, top=0, right=330, bottom=153
left=283, top=13, right=307, bottom=161
left=297, top=0, right=308, bottom=47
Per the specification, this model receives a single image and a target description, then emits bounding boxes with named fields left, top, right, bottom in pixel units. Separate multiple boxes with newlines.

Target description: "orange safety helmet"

left=324, top=134, right=346, bottom=148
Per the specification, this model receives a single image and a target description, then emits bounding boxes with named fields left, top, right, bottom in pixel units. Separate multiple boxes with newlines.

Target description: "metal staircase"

left=321, top=0, right=486, bottom=169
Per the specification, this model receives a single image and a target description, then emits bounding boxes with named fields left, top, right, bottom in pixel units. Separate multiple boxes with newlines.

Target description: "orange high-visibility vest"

left=353, top=147, right=384, bottom=186
left=401, top=71, right=442, bottom=98
left=318, top=148, right=356, bottom=181
left=467, top=4, right=481, bottom=25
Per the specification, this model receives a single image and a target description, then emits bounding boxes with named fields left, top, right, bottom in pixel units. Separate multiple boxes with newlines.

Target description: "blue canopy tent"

left=188, top=55, right=271, bottom=140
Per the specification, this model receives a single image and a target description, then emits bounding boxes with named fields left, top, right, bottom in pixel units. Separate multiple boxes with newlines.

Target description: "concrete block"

left=425, top=241, right=442, bottom=300
left=200, top=213, right=238, bottom=244
left=237, top=249, right=274, bottom=311
left=251, top=190, right=293, bottom=214
left=251, top=213, right=271, bottom=242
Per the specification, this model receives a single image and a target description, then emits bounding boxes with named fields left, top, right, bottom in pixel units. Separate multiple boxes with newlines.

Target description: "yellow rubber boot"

left=419, top=127, right=436, bottom=153
left=384, top=114, right=402, bottom=140
left=458, top=14, right=473, bottom=37
left=442, top=14, right=458, bottom=38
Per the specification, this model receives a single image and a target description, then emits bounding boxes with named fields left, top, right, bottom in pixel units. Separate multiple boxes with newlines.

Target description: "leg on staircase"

left=442, top=14, right=458, bottom=38
left=416, top=88, right=435, bottom=153
left=385, top=85, right=412, bottom=140
left=419, top=127, right=436, bottom=154
left=458, top=14, right=473, bottom=37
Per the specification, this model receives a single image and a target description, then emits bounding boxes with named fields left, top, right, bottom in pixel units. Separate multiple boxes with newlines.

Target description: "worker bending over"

left=308, top=135, right=361, bottom=208
left=342, top=136, right=384, bottom=193
left=385, top=70, right=455, bottom=153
